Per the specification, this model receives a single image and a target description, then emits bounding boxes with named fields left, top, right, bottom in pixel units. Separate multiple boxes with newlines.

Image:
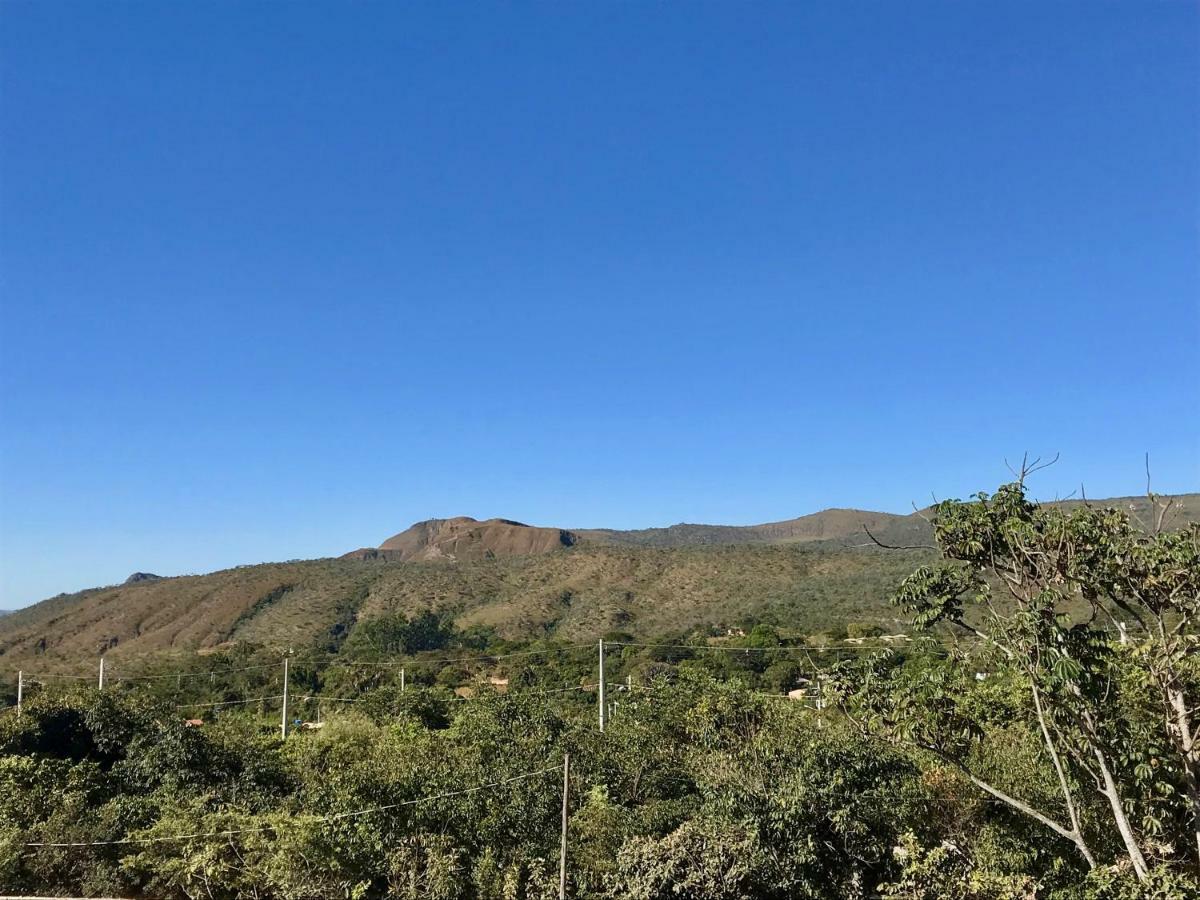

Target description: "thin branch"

left=1027, top=452, right=1061, bottom=478
left=1005, top=454, right=1025, bottom=481
left=1008, top=452, right=1060, bottom=486
left=1030, top=679, right=1096, bottom=867
left=922, top=744, right=1084, bottom=851
left=861, top=524, right=937, bottom=552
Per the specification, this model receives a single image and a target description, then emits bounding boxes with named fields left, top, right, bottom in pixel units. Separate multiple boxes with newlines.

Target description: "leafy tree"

left=609, top=817, right=769, bottom=900
left=345, top=610, right=455, bottom=657
left=837, top=469, right=1199, bottom=883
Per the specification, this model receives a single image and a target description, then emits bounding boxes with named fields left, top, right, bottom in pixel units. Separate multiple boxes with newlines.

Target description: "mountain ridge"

left=2, top=493, right=1194, bottom=667
left=343, top=516, right=579, bottom=563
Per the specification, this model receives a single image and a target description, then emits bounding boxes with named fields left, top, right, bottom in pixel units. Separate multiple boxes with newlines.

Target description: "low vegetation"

left=0, top=479, right=1196, bottom=898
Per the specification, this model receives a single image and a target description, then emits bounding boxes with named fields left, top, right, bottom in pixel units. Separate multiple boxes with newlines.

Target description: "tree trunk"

left=1070, top=690, right=1151, bottom=880
left=1031, top=681, right=1096, bottom=868
left=1165, top=683, right=1200, bottom=870
left=1091, top=741, right=1150, bottom=881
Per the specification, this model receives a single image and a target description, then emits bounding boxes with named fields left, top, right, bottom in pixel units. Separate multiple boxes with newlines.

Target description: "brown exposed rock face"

left=124, top=572, right=162, bottom=584
left=345, top=517, right=578, bottom=563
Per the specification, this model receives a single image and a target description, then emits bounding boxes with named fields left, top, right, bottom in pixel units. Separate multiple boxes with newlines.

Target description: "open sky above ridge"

left=1, top=1, right=1197, bottom=606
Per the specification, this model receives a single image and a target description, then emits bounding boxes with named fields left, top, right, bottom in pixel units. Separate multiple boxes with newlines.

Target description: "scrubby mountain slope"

left=0, top=544, right=928, bottom=667
left=578, top=494, right=1200, bottom=549
left=576, top=508, right=928, bottom=549
left=2, top=494, right=1194, bottom=669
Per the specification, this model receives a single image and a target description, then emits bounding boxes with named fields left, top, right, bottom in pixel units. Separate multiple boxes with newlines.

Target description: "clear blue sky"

left=1, top=2, right=1197, bottom=607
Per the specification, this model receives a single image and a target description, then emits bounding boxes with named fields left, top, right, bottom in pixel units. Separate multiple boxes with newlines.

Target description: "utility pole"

left=98, top=657, right=105, bottom=690
left=16, top=671, right=22, bottom=718
left=595, top=643, right=604, bottom=734
left=280, top=657, right=290, bottom=740
left=400, top=666, right=406, bottom=693
left=559, top=752, right=570, bottom=900
left=597, top=640, right=606, bottom=733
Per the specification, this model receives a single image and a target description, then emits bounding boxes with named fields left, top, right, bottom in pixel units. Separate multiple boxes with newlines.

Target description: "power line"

left=24, top=764, right=563, bottom=847
left=175, top=694, right=285, bottom=710
left=113, top=662, right=281, bottom=682
left=300, top=695, right=364, bottom=704
left=301, top=683, right=598, bottom=705
left=22, top=662, right=282, bottom=684
left=519, top=683, right=599, bottom=696
left=320, top=644, right=592, bottom=670
left=15, top=638, right=914, bottom=685
left=18, top=647, right=586, bottom=685
left=449, top=683, right=600, bottom=701
left=606, top=641, right=913, bottom=653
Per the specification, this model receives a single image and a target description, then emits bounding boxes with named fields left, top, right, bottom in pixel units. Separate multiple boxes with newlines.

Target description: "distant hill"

left=124, top=572, right=162, bottom=584
left=578, top=494, right=1199, bottom=550
left=577, top=508, right=931, bottom=549
left=0, top=543, right=929, bottom=666
left=343, top=517, right=578, bottom=562
left=1, top=493, right=1194, bottom=667
left=341, top=495, right=1199, bottom=562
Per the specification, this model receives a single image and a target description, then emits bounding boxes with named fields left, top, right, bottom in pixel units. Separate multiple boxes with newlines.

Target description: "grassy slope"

left=579, top=494, right=1199, bottom=548
left=0, top=543, right=930, bottom=667
left=2, top=493, right=1193, bottom=669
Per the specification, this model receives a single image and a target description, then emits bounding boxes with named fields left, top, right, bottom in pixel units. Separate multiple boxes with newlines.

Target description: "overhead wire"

left=605, top=641, right=912, bottom=653
left=17, top=638, right=923, bottom=685
left=318, top=644, right=593, bottom=670
left=175, top=694, right=285, bottom=709
left=24, top=764, right=564, bottom=847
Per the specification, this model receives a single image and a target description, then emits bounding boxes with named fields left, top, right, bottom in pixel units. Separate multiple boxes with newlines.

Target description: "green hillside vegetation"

left=576, top=495, right=1199, bottom=550
left=0, top=481, right=1197, bottom=899
left=0, top=544, right=930, bottom=670
left=5, top=493, right=1193, bottom=674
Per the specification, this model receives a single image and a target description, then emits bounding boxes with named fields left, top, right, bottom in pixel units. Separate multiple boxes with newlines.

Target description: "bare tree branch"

left=861, top=524, right=937, bottom=552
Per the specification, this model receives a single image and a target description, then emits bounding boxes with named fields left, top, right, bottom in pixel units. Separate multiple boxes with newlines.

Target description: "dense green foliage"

left=2, top=674, right=910, bottom=899
left=1, top=481, right=1196, bottom=898
left=830, top=477, right=1200, bottom=895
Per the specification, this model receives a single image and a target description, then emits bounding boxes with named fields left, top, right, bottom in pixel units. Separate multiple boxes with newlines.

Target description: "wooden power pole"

left=280, top=656, right=290, bottom=740
left=559, top=752, right=570, bottom=899
left=598, top=640, right=605, bottom=733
